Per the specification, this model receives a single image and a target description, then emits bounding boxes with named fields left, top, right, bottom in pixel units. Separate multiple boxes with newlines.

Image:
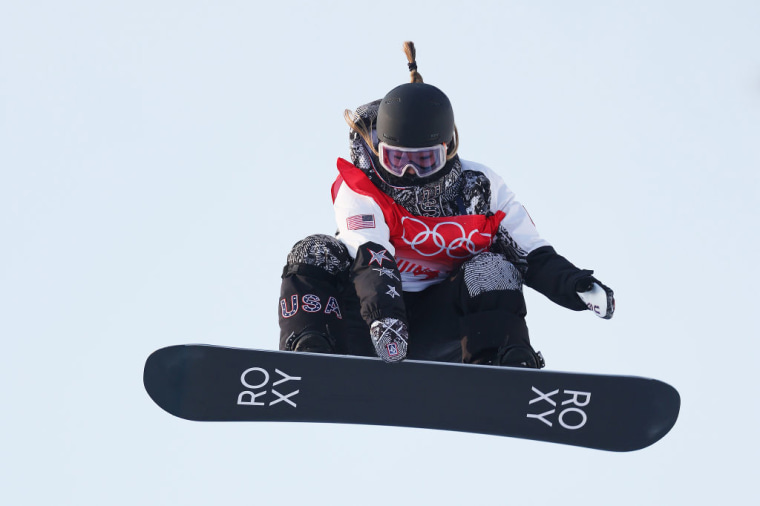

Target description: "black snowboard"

left=143, top=345, right=680, bottom=452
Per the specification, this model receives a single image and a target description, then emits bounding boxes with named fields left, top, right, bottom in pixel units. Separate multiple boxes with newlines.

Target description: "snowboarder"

left=278, top=41, right=614, bottom=367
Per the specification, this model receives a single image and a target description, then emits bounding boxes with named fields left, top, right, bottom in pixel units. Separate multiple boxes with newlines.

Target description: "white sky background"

left=1, top=1, right=758, bottom=504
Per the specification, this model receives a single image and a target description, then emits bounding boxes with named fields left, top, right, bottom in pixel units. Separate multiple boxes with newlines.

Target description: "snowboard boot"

left=460, top=310, right=538, bottom=366
left=497, top=345, right=545, bottom=369
left=285, top=330, right=335, bottom=354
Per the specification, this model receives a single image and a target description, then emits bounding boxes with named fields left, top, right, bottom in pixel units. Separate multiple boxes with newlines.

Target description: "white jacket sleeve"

left=333, top=182, right=394, bottom=259
left=461, top=160, right=593, bottom=311
left=462, top=160, right=550, bottom=255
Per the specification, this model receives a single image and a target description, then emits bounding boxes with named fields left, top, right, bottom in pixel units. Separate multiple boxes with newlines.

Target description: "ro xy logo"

left=237, top=367, right=301, bottom=408
left=527, top=386, right=591, bottom=430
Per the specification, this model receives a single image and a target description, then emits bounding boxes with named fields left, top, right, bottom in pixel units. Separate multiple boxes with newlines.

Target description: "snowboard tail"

left=144, top=345, right=680, bottom=452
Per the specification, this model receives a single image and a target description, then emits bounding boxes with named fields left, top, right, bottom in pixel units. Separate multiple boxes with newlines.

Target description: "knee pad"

left=462, top=253, right=523, bottom=298
left=286, top=234, right=351, bottom=275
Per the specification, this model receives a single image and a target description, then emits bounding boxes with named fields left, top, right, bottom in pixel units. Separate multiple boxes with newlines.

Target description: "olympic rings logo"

left=400, top=217, right=493, bottom=259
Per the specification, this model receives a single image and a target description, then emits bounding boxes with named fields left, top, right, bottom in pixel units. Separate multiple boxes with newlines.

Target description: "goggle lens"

left=378, top=142, right=447, bottom=178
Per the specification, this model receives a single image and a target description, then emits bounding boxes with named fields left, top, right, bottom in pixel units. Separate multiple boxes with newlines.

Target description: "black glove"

left=370, top=317, right=408, bottom=363
left=575, top=276, right=615, bottom=319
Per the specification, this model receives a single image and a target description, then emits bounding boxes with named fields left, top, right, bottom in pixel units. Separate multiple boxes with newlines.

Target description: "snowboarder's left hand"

left=370, top=318, right=409, bottom=363
left=576, top=277, right=615, bottom=319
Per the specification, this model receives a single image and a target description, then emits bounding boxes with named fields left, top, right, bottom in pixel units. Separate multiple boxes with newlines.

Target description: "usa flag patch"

left=347, top=214, right=376, bottom=230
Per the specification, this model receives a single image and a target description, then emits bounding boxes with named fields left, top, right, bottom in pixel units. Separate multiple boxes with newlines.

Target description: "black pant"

left=279, top=259, right=532, bottom=364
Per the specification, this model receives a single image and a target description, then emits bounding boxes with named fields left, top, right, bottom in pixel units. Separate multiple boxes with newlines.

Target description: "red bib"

left=333, top=159, right=505, bottom=271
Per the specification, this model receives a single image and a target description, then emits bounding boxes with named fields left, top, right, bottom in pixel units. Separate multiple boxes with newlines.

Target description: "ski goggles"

left=378, top=142, right=448, bottom=178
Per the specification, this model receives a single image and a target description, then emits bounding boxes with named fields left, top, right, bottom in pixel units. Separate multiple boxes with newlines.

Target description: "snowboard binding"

left=497, top=346, right=546, bottom=369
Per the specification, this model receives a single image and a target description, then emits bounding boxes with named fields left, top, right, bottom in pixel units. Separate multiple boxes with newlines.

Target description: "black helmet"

left=376, top=83, right=455, bottom=148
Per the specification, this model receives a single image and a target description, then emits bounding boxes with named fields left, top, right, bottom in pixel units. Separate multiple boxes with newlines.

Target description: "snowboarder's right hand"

left=370, top=318, right=409, bottom=363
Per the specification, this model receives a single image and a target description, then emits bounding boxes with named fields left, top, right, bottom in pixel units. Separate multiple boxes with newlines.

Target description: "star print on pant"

left=386, top=285, right=400, bottom=298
